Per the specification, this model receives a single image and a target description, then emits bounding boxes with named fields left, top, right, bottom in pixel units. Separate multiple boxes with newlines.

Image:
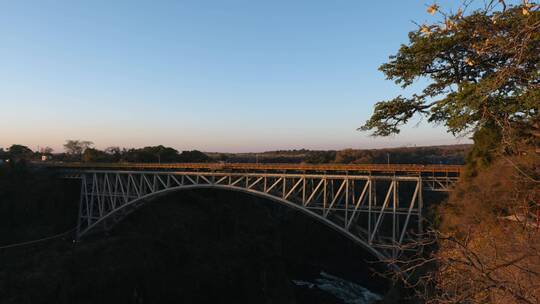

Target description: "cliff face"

left=1, top=188, right=391, bottom=304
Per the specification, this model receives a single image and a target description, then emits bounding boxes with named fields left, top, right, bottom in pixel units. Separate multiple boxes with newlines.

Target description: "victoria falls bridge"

left=47, top=162, right=463, bottom=261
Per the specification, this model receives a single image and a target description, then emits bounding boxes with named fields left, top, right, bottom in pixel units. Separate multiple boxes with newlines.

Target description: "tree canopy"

left=361, top=1, right=539, bottom=148
left=63, top=140, right=94, bottom=156
left=5, top=145, right=34, bottom=160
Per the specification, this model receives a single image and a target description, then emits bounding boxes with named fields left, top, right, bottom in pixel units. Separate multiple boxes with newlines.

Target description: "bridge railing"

left=39, top=161, right=464, bottom=174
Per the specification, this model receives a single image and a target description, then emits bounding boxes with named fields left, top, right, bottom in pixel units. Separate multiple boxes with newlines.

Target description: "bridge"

left=46, top=162, right=463, bottom=261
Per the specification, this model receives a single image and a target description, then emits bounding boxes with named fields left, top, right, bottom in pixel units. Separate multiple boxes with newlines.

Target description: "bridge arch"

left=79, top=183, right=388, bottom=261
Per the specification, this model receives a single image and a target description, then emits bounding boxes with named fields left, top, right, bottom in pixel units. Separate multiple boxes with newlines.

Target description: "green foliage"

left=304, top=151, right=336, bottom=163
left=465, top=123, right=502, bottom=175
left=123, top=145, right=180, bottom=162
left=104, top=146, right=122, bottom=162
left=7, top=144, right=34, bottom=160
left=332, top=146, right=468, bottom=164
left=361, top=3, right=539, bottom=147
left=178, top=150, right=211, bottom=162
left=121, top=146, right=210, bottom=163
left=82, top=148, right=110, bottom=162
left=63, top=140, right=94, bottom=161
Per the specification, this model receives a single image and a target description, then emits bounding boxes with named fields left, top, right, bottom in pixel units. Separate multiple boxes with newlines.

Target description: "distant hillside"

left=206, top=144, right=472, bottom=165
left=2, top=143, right=470, bottom=165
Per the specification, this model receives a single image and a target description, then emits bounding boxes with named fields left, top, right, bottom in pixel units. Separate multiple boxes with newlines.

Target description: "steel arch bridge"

left=59, top=162, right=462, bottom=261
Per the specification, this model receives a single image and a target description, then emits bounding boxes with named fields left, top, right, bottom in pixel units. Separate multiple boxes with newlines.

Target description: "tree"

left=304, top=151, right=336, bottom=164
left=360, top=2, right=540, bottom=303
left=122, top=146, right=180, bottom=163
left=39, top=147, right=54, bottom=155
left=334, top=149, right=362, bottom=164
left=150, top=146, right=180, bottom=163
left=82, top=148, right=109, bottom=162
left=178, top=150, right=211, bottom=162
left=104, top=146, right=121, bottom=155
left=63, top=140, right=93, bottom=157
left=360, top=1, right=539, bottom=150
left=104, top=146, right=122, bottom=162
left=217, top=153, right=230, bottom=162
left=7, top=144, right=34, bottom=160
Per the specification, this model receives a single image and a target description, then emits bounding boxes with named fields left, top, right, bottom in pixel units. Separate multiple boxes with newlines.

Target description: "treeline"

left=211, top=145, right=470, bottom=165
left=1, top=141, right=470, bottom=164
left=75, top=146, right=211, bottom=163
left=0, top=141, right=211, bottom=163
left=325, top=145, right=469, bottom=165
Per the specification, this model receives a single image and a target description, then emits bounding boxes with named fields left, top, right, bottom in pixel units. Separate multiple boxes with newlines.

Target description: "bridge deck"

left=41, top=162, right=464, bottom=175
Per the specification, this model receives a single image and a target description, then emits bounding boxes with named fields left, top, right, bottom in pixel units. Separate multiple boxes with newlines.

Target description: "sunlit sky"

left=0, top=0, right=478, bottom=153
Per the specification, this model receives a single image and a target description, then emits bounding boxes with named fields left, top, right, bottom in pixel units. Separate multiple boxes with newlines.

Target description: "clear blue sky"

left=0, top=0, right=473, bottom=153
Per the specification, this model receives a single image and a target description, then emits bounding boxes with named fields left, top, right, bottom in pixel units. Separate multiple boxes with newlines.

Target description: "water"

left=293, top=271, right=383, bottom=304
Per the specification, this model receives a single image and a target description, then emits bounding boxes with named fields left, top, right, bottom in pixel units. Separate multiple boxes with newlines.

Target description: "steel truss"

left=76, top=170, right=425, bottom=260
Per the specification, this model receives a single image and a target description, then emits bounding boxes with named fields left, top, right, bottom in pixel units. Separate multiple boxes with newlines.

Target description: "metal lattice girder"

left=75, top=170, right=425, bottom=260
